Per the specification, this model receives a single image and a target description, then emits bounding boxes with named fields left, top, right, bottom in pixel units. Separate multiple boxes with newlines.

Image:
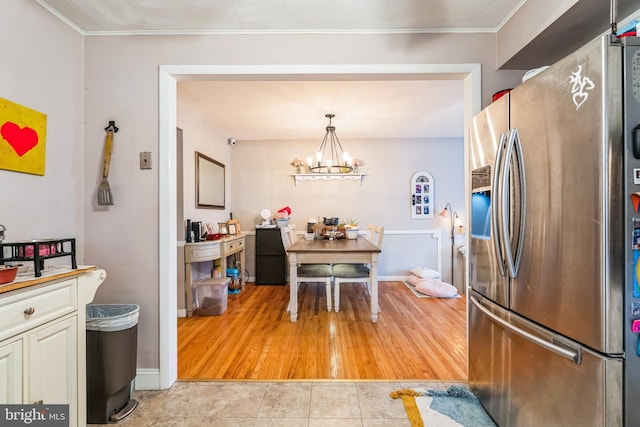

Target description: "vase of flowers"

left=290, top=158, right=304, bottom=174
left=353, top=159, right=364, bottom=173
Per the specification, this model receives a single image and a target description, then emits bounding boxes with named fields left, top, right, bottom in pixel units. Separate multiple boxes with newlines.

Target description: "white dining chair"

left=332, top=225, right=384, bottom=312
left=280, top=225, right=334, bottom=312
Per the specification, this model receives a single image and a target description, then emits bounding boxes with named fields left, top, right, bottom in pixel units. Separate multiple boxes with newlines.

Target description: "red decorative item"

left=277, top=206, right=292, bottom=216
left=0, top=266, right=18, bottom=285
left=1, top=122, right=39, bottom=157
left=492, top=89, right=512, bottom=102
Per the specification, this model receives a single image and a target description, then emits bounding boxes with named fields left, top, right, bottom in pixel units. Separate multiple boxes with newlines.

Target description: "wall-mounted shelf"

left=292, top=174, right=365, bottom=186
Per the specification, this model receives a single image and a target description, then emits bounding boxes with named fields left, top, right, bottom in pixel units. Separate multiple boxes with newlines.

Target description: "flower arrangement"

left=290, top=158, right=304, bottom=173
left=340, top=217, right=359, bottom=229
left=341, top=218, right=360, bottom=239
left=352, top=159, right=364, bottom=172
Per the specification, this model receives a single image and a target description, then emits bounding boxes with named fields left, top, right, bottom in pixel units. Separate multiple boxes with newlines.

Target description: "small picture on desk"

left=228, top=223, right=237, bottom=235
left=228, top=219, right=241, bottom=234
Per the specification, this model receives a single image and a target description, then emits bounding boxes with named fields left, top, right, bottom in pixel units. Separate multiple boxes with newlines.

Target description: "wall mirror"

left=196, top=151, right=225, bottom=209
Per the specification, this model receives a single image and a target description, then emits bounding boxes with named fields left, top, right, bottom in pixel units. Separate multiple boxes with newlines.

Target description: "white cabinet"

left=0, top=315, right=77, bottom=409
left=27, top=316, right=77, bottom=408
left=0, top=268, right=105, bottom=427
left=0, top=339, right=22, bottom=404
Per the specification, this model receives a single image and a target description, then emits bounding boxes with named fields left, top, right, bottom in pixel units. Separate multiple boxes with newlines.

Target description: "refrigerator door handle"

left=502, top=128, right=526, bottom=278
left=470, top=295, right=582, bottom=364
left=512, top=128, right=526, bottom=276
left=491, top=132, right=507, bottom=276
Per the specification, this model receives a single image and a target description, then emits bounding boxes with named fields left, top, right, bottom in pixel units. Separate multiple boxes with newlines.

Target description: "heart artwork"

left=1, top=121, right=39, bottom=156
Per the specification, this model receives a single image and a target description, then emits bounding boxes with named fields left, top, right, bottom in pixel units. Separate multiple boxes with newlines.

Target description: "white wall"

left=177, top=97, right=232, bottom=226
left=231, top=137, right=463, bottom=231
left=0, top=3, right=84, bottom=251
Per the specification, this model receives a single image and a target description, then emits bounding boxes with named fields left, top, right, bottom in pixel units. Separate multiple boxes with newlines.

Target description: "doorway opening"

left=159, top=63, right=480, bottom=388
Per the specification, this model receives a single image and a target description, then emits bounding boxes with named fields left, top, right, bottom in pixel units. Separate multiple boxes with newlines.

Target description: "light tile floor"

left=101, top=381, right=465, bottom=426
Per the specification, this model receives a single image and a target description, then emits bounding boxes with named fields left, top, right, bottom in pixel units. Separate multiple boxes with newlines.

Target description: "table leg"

left=289, top=253, right=298, bottom=322
left=221, top=256, right=228, bottom=278
left=185, top=261, right=193, bottom=317
left=370, top=253, right=379, bottom=323
left=239, top=247, right=245, bottom=287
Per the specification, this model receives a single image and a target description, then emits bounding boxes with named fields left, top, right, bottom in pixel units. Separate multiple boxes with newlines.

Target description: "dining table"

left=286, top=236, right=382, bottom=322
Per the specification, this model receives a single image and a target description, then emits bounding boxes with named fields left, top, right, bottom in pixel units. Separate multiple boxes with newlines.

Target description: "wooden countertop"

left=0, top=265, right=97, bottom=295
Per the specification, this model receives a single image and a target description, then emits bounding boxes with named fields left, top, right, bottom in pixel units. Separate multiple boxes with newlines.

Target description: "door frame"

left=158, top=63, right=481, bottom=389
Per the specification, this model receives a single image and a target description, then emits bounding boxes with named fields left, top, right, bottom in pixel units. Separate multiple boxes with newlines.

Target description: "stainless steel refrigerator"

left=469, top=35, right=640, bottom=426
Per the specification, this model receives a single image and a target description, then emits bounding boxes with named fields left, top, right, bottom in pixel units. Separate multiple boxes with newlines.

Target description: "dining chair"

left=280, top=225, right=334, bottom=312
left=365, top=224, right=377, bottom=242
left=332, top=225, right=384, bottom=312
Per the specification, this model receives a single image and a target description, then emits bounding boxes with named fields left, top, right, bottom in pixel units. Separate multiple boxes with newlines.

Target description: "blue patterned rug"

left=391, top=385, right=496, bottom=426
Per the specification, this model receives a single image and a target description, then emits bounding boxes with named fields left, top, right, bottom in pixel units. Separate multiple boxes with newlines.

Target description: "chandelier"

left=307, top=114, right=354, bottom=174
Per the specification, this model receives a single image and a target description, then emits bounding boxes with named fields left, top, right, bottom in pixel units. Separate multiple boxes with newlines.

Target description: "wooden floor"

left=177, top=281, right=467, bottom=381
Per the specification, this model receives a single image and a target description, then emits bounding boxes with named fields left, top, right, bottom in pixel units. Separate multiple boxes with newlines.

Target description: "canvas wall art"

left=0, top=97, right=47, bottom=175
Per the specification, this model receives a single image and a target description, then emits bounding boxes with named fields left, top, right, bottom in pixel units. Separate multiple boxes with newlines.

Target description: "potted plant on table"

left=341, top=218, right=360, bottom=239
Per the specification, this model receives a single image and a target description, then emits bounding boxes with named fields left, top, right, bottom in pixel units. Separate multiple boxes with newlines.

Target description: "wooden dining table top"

left=287, top=237, right=382, bottom=253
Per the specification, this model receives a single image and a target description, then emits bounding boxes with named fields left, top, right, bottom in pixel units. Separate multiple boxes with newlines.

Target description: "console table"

left=184, top=233, right=246, bottom=317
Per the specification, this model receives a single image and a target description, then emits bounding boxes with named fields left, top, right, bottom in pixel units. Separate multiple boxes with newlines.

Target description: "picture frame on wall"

left=410, top=171, right=434, bottom=219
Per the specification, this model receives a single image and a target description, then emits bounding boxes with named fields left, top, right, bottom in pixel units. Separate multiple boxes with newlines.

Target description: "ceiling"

left=35, top=0, right=523, bottom=34
left=177, top=80, right=465, bottom=141
left=34, top=0, right=528, bottom=141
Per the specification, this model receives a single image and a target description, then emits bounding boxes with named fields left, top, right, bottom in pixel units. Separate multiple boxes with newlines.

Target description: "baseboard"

left=380, top=275, right=408, bottom=281
left=177, top=308, right=186, bottom=318
left=134, top=368, right=162, bottom=390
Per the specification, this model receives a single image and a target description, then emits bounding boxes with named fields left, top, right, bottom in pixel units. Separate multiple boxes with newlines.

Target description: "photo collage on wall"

left=411, top=171, right=434, bottom=219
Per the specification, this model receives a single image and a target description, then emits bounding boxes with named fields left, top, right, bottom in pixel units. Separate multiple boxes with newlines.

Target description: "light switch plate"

left=140, top=152, right=152, bottom=169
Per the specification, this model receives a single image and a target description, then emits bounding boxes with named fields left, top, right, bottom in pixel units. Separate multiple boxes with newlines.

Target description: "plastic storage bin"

left=86, top=304, right=140, bottom=424
left=195, top=277, right=230, bottom=315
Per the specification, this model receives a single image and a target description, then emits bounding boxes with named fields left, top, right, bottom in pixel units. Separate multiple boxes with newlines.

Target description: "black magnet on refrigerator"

left=633, top=124, right=640, bottom=159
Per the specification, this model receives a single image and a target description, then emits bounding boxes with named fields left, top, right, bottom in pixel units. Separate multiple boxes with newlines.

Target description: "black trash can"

left=86, top=304, right=139, bottom=424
